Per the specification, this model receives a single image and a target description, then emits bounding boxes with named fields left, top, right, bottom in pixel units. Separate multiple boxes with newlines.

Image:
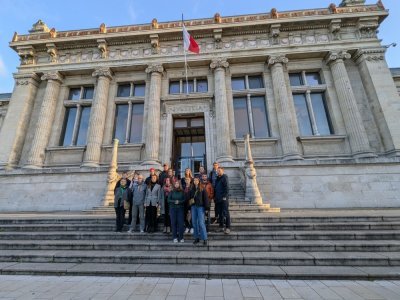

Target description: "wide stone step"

left=1, top=221, right=400, bottom=232
left=1, top=262, right=400, bottom=280
left=0, top=239, right=399, bottom=252
left=0, top=249, right=399, bottom=267
left=0, top=230, right=399, bottom=240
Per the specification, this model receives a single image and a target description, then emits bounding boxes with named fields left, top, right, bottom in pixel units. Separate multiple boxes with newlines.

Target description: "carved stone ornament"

left=49, top=28, right=57, bottom=38
left=92, top=67, right=113, bottom=79
left=145, top=64, right=164, bottom=74
left=99, top=23, right=107, bottom=34
left=329, top=3, right=338, bottom=14
left=271, top=8, right=279, bottom=19
left=151, top=18, right=158, bottom=29
left=325, top=51, right=351, bottom=65
left=270, top=24, right=281, bottom=38
left=377, top=0, right=385, bottom=10
left=29, top=19, right=50, bottom=33
left=213, top=29, right=223, bottom=49
left=150, top=34, right=160, bottom=54
left=41, top=72, right=63, bottom=83
left=357, top=17, right=379, bottom=39
left=339, top=0, right=366, bottom=6
left=97, top=39, right=108, bottom=59
left=267, top=55, right=289, bottom=67
left=17, top=46, right=35, bottom=65
left=353, top=48, right=386, bottom=64
left=210, top=58, right=229, bottom=70
left=330, top=19, right=341, bottom=40
left=14, top=73, right=40, bottom=86
left=46, top=43, right=57, bottom=63
left=214, top=13, right=222, bottom=24
left=12, top=32, right=18, bottom=42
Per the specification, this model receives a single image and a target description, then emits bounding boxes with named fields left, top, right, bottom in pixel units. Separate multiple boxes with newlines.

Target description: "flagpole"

left=182, top=13, right=189, bottom=95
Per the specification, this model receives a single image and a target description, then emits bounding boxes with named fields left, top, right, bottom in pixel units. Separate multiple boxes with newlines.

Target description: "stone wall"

left=256, top=160, right=400, bottom=208
left=0, top=169, right=107, bottom=211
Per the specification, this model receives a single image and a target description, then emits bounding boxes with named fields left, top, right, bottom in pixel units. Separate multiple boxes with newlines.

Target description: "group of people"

left=113, top=162, right=231, bottom=245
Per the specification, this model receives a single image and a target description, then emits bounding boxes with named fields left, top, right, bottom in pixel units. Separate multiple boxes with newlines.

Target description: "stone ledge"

left=297, top=135, right=347, bottom=143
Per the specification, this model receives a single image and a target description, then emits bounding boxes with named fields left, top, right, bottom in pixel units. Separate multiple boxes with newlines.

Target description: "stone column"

left=0, top=73, right=40, bottom=169
left=354, top=48, right=400, bottom=156
left=210, top=58, right=233, bottom=162
left=268, top=56, right=302, bottom=160
left=325, top=51, right=375, bottom=158
left=141, top=64, right=163, bottom=167
left=24, top=72, right=63, bottom=169
left=82, top=67, right=113, bottom=167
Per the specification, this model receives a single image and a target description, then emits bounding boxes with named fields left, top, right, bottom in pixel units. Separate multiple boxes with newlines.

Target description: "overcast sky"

left=0, top=0, right=398, bottom=93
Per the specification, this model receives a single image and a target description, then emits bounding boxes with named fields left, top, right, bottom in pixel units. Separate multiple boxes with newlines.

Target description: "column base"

left=23, top=164, right=42, bottom=170
left=353, top=151, right=377, bottom=159
left=384, top=149, right=400, bottom=157
left=282, top=153, right=303, bottom=161
left=216, top=155, right=234, bottom=163
left=141, top=160, right=161, bottom=169
left=81, top=162, right=100, bottom=168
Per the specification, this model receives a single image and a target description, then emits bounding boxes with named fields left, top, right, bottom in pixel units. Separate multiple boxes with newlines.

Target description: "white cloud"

left=0, top=56, right=7, bottom=77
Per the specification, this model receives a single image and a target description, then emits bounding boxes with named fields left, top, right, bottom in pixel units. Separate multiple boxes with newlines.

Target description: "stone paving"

left=0, top=275, right=400, bottom=300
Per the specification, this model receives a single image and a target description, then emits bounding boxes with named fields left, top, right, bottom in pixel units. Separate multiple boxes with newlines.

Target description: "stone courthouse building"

left=0, top=0, right=399, bottom=211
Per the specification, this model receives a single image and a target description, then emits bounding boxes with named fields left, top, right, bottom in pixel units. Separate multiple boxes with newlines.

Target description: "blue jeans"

left=170, top=207, right=184, bottom=241
left=191, top=206, right=207, bottom=241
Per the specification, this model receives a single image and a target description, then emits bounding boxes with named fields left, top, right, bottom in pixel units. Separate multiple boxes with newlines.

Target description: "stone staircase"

left=0, top=206, right=400, bottom=279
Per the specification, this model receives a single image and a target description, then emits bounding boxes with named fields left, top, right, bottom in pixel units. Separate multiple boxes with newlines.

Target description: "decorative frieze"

left=14, top=73, right=40, bottom=86
left=353, top=48, right=386, bottom=64
left=150, top=34, right=160, bottom=54
left=97, top=39, right=108, bottom=59
left=330, top=19, right=342, bottom=40
left=17, top=46, right=35, bottom=65
left=357, top=17, right=379, bottom=39
left=213, top=29, right=223, bottom=49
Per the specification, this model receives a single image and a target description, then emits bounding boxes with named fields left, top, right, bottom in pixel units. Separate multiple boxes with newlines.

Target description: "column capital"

left=267, top=55, right=289, bottom=68
left=92, top=67, right=113, bottom=79
left=41, top=71, right=63, bottom=83
left=210, top=58, right=229, bottom=70
left=145, top=64, right=164, bottom=74
left=13, top=72, right=41, bottom=86
left=353, top=48, right=386, bottom=64
left=325, top=51, right=351, bottom=65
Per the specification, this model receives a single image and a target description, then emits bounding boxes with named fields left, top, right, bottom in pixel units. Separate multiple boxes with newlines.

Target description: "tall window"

left=290, top=71, right=333, bottom=136
left=232, top=75, right=270, bottom=138
left=113, top=82, right=145, bottom=144
left=169, top=78, right=208, bottom=94
left=60, top=86, right=94, bottom=146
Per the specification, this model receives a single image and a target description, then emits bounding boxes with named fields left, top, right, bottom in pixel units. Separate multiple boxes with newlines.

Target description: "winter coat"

left=114, top=185, right=132, bottom=208
left=132, top=182, right=146, bottom=205
left=190, top=186, right=209, bottom=209
left=145, top=182, right=162, bottom=207
left=214, top=174, right=229, bottom=203
left=167, top=190, right=185, bottom=209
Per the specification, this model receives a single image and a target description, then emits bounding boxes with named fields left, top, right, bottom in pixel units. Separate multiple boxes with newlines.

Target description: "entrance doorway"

left=173, top=116, right=206, bottom=179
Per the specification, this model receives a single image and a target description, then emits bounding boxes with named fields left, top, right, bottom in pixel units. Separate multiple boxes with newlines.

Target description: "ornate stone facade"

left=0, top=1, right=400, bottom=211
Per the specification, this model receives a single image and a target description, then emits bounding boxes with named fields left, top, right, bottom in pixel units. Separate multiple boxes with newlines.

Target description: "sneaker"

left=163, top=227, right=167, bottom=233
left=140, top=230, right=144, bottom=233
left=180, top=239, right=184, bottom=243
left=185, top=228, right=190, bottom=234
left=193, top=238, right=200, bottom=245
left=190, top=228, right=194, bottom=234
left=173, top=238, right=178, bottom=243
left=127, top=229, right=133, bottom=234
left=224, top=228, right=231, bottom=234
left=167, top=227, right=171, bottom=233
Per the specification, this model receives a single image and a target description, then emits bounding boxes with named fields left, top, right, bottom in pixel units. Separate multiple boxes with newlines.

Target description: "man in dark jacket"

left=114, top=172, right=132, bottom=225
left=214, top=167, right=231, bottom=234
left=158, top=163, right=169, bottom=186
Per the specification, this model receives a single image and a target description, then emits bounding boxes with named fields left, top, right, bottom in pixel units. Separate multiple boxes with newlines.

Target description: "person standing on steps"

left=114, top=172, right=133, bottom=225
left=114, top=178, right=131, bottom=233
left=201, top=173, right=214, bottom=233
left=162, top=177, right=173, bottom=233
left=158, top=163, right=169, bottom=186
left=209, top=162, right=219, bottom=224
left=183, top=177, right=194, bottom=234
left=144, top=174, right=162, bottom=233
left=214, top=167, right=231, bottom=234
left=191, top=177, right=209, bottom=245
left=128, top=174, right=146, bottom=234
left=145, top=168, right=157, bottom=185
left=168, top=180, right=186, bottom=243
left=166, top=168, right=177, bottom=185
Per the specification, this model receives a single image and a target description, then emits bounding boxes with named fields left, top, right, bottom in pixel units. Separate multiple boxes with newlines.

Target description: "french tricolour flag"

left=183, top=24, right=200, bottom=54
